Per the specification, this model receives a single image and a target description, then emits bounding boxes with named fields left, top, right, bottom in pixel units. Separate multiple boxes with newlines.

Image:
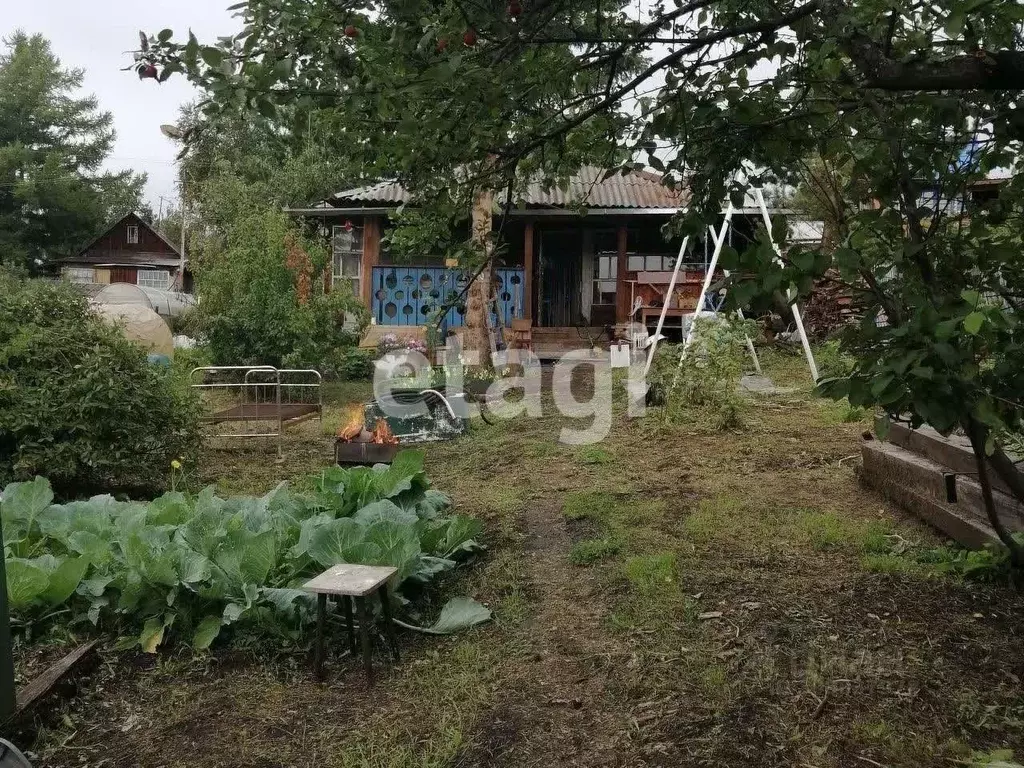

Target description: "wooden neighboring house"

left=289, top=167, right=787, bottom=355
left=57, top=212, right=192, bottom=292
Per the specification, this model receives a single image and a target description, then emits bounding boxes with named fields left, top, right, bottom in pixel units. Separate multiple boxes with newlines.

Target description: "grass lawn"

left=20, top=349, right=1024, bottom=767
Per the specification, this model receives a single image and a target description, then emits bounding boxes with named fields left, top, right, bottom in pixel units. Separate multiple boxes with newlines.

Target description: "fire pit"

left=335, top=405, right=400, bottom=466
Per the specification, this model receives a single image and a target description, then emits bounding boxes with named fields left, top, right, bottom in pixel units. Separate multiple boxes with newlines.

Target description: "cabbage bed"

left=1, top=450, right=488, bottom=651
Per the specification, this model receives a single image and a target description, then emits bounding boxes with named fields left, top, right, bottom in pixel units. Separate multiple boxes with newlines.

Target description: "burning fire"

left=371, top=418, right=398, bottom=445
left=336, top=405, right=365, bottom=442
left=336, top=406, right=399, bottom=445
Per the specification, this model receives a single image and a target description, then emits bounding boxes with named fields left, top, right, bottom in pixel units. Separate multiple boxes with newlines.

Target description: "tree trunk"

left=464, top=188, right=494, bottom=368
left=965, top=417, right=1024, bottom=569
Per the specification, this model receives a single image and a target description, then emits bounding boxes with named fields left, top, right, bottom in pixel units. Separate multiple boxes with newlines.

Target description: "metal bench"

left=190, top=366, right=322, bottom=457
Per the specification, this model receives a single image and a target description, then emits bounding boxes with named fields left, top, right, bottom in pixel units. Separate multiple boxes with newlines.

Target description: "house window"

left=593, top=252, right=617, bottom=305
left=628, top=254, right=674, bottom=272
left=333, top=224, right=364, bottom=296
left=126, top=225, right=140, bottom=244
left=62, top=266, right=95, bottom=284
left=138, top=269, right=171, bottom=289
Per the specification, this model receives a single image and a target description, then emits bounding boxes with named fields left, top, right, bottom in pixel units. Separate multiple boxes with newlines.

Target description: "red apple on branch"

left=344, top=25, right=359, bottom=38
left=463, top=29, right=478, bottom=46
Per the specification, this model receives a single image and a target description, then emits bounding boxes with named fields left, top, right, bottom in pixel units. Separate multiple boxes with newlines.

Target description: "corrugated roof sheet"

left=329, top=166, right=686, bottom=209
left=331, top=179, right=411, bottom=204
left=521, top=166, right=685, bottom=208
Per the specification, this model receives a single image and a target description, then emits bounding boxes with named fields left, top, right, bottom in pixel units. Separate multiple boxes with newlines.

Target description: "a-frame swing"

left=641, top=190, right=819, bottom=388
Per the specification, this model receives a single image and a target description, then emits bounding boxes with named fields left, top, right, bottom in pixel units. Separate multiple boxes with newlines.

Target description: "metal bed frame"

left=190, top=366, right=323, bottom=457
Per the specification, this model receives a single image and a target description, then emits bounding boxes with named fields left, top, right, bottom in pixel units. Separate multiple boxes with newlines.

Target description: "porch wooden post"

left=615, top=224, right=628, bottom=324
left=523, top=221, right=534, bottom=322
left=362, top=217, right=381, bottom=307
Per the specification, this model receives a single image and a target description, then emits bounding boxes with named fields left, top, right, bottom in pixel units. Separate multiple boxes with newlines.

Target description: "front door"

left=539, top=230, right=582, bottom=327
left=110, top=267, right=138, bottom=284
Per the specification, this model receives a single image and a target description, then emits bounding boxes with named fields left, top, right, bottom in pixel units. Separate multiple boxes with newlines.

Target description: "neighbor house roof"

left=59, top=211, right=182, bottom=263
left=326, top=166, right=687, bottom=210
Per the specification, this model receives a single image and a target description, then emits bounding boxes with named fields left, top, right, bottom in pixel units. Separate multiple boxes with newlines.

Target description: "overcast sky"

left=3, top=1, right=239, bottom=210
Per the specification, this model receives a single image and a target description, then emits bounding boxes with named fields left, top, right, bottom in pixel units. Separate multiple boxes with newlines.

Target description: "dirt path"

left=455, top=494, right=628, bottom=767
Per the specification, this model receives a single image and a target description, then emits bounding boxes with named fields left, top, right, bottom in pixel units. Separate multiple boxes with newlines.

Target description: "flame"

left=371, top=418, right=399, bottom=445
left=336, top=405, right=365, bottom=442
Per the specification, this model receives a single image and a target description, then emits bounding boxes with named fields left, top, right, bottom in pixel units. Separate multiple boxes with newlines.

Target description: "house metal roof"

left=328, top=166, right=687, bottom=210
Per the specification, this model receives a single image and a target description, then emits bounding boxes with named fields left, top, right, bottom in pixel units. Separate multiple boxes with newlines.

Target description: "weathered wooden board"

left=10, top=641, right=99, bottom=723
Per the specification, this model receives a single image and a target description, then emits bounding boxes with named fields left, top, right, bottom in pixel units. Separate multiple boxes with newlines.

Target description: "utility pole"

left=177, top=196, right=187, bottom=292
left=0, top=517, right=16, bottom=721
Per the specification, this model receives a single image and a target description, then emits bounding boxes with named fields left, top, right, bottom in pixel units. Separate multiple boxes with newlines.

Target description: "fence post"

left=0, top=517, right=16, bottom=720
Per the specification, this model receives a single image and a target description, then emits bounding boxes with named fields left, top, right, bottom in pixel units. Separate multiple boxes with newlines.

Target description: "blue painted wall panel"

left=370, top=266, right=525, bottom=333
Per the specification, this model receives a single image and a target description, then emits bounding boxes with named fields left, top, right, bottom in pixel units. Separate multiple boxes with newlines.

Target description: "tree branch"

left=966, top=418, right=1024, bottom=568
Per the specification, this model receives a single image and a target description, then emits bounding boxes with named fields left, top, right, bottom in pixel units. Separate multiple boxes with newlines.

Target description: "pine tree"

left=0, top=31, right=146, bottom=273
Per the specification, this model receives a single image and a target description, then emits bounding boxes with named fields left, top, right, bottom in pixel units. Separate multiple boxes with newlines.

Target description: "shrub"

left=815, top=338, right=856, bottom=381
left=0, top=273, right=201, bottom=498
left=648, top=317, right=755, bottom=429
left=195, top=208, right=369, bottom=368
left=336, top=347, right=375, bottom=380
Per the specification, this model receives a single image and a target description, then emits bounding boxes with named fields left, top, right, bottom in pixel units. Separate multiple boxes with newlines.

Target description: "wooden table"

left=303, top=564, right=400, bottom=684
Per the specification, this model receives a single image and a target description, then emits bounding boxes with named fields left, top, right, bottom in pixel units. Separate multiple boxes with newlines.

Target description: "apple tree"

left=140, top=0, right=1024, bottom=559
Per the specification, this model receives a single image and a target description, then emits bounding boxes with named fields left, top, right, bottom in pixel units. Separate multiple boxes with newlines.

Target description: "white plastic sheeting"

left=93, top=282, right=196, bottom=318
left=94, top=304, right=174, bottom=357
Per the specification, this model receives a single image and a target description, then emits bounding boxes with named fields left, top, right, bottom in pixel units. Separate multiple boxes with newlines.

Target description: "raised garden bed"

left=859, top=423, right=1024, bottom=549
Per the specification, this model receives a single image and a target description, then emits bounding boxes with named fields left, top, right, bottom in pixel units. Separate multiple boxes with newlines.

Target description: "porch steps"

left=528, top=327, right=613, bottom=361
left=859, top=429, right=1024, bottom=550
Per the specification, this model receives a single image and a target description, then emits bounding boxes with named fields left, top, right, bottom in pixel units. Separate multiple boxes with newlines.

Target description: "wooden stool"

left=302, top=564, right=400, bottom=684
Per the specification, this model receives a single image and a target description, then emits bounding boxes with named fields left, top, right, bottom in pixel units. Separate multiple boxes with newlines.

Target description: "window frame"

left=126, top=225, right=140, bottom=245
left=62, top=266, right=95, bottom=284
left=592, top=251, right=618, bottom=305
left=332, top=224, right=364, bottom=296
left=137, top=269, right=171, bottom=289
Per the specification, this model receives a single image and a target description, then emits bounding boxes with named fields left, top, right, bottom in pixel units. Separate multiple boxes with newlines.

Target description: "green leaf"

left=353, top=500, right=418, bottom=527
left=1, top=476, right=54, bottom=534
left=41, top=556, right=88, bottom=606
left=140, top=616, right=166, bottom=653
left=201, top=47, right=225, bottom=67
left=306, top=518, right=366, bottom=566
left=147, top=492, right=191, bottom=526
left=5, top=559, right=50, bottom=610
left=365, top=521, right=421, bottom=581
left=192, top=615, right=223, bottom=650
left=935, top=319, right=959, bottom=339
left=963, top=312, right=985, bottom=335
left=427, top=597, right=491, bottom=634
left=972, top=398, right=1002, bottom=428
left=158, top=28, right=174, bottom=43
left=961, top=289, right=981, bottom=307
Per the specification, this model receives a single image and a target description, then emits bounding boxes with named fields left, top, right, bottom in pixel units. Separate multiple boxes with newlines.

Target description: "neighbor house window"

left=333, top=223, right=364, bottom=296
left=126, top=225, right=140, bottom=244
left=138, top=269, right=171, bottom=289
left=62, top=266, right=95, bottom=284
